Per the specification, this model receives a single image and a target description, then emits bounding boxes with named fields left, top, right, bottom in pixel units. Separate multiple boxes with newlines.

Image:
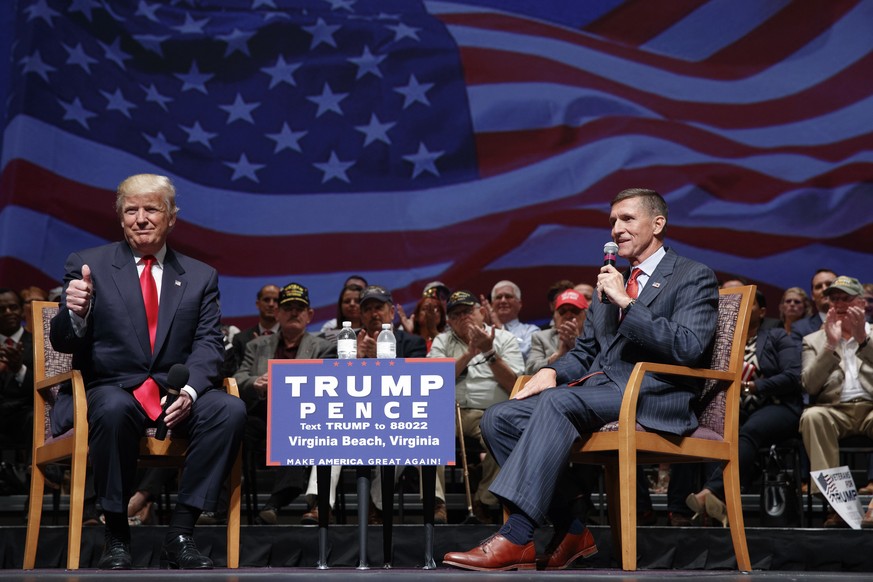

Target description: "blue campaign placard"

left=267, top=358, right=456, bottom=468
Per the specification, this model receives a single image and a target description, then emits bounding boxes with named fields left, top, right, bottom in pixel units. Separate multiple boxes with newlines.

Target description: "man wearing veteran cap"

left=799, top=275, right=873, bottom=526
left=356, top=285, right=427, bottom=359
left=526, top=289, right=589, bottom=375
left=234, top=282, right=335, bottom=524
left=430, top=290, right=525, bottom=523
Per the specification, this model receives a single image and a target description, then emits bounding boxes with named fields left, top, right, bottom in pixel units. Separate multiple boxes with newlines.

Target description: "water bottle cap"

left=382, top=323, right=391, bottom=330
left=342, top=321, right=352, bottom=327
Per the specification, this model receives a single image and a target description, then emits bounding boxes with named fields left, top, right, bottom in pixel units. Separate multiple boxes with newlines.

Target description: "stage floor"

left=2, top=523, right=873, bottom=579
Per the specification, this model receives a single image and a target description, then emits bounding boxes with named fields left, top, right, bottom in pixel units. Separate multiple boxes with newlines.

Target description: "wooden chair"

left=24, top=301, right=242, bottom=569
left=510, top=285, right=755, bottom=571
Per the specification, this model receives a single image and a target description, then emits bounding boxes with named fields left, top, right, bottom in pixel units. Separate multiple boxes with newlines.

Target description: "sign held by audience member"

left=811, top=466, right=865, bottom=529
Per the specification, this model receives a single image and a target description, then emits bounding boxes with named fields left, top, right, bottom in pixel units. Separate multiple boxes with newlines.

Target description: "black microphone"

left=154, top=364, right=189, bottom=441
left=601, top=242, right=619, bottom=303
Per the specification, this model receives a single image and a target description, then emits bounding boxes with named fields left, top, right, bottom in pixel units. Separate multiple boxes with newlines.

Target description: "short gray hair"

left=491, top=280, right=521, bottom=301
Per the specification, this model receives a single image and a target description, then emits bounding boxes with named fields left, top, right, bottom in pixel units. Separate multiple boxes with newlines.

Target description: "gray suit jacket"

left=234, top=331, right=336, bottom=413
left=550, top=248, right=719, bottom=435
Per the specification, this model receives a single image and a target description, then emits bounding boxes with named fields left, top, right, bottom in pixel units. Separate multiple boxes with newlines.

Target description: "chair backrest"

left=694, top=286, right=755, bottom=439
left=33, top=301, right=72, bottom=382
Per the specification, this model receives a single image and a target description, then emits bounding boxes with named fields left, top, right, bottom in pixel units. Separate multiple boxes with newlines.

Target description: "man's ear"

left=652, top=215, right=666, bottom=236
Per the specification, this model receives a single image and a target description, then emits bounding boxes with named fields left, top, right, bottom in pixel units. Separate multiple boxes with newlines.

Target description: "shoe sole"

left=442, top=559, right=535, bottom=572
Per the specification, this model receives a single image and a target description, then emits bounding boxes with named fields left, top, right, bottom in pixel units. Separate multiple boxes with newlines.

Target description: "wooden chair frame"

left=511, top=285, right=754, bottom=571
left=24, top=301, right=241, bottom=569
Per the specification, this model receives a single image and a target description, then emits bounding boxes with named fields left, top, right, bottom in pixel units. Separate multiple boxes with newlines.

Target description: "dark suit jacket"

left=550, top=248, right=719, bottom=436
left=791, top=312, right=825, bottom=339
left=49, top=242, right=224, bottom=434
left=753, top=327, right=803, bottom=416
left=230, top=324, right=264, bottom=372
left=234, top=332, right=336, bottom=414
left=394, top=328, right=427, bottom=359
left=0, top=330, right=33, bottom=424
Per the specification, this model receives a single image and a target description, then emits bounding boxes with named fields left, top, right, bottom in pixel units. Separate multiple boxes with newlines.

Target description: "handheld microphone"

left=154, top=364, right=189, bottom=441
left=601, top=242, right=619, bottom=303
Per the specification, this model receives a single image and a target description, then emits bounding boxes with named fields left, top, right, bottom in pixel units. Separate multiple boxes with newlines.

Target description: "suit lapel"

left=111, top=243, right=152, bottom=359
left=154, top=248, right=187, bottom=357
left=637, top=248, right=676, bottom=307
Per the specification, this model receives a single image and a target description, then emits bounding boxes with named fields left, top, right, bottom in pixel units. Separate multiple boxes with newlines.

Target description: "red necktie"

left=134, top=255, right=162, bottom=420
left=626, top=268, right=643, bottom=299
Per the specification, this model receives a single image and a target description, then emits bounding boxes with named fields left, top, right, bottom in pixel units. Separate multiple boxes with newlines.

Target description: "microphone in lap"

left=154, top=364, right=189, bottom=441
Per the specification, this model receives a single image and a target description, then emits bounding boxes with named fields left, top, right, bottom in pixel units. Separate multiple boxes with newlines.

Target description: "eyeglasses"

left=782, top=299, right=803, bottom=305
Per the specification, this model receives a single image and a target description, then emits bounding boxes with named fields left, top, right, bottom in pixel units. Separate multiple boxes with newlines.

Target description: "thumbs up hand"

left=66, top=263, right=94, bottom=318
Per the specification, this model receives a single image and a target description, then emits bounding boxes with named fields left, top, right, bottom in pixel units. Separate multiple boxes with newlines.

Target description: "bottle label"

left=377, top=344, right=396, bottom=359
left=338, top=339, right=356, bottom=359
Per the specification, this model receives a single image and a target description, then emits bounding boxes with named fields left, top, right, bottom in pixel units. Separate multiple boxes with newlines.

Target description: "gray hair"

left=491, top=280, right=521, bottom=301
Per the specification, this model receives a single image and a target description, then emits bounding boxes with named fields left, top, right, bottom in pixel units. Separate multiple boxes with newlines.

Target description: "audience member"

left=540, top=280, right=575, bottom=330
left=686, top=290, right=802, bottom=526
left=864, top=283, right=873, bottom=324
left=0, top=288, right=34, bottom=461
left=234, top=282, right=335, bottom=524
left=526, top=289, right=588, bottom=375
left=397, top=281, right=451, bottom=334
left=430, top=290, right=525, bottom=525
left=792, top=269, right=837, bottom=338
left=230, top=284, right=280, bottom=371
left=574, top=283, right=594, bottom=303
left=799, top=275, right=873, bottom=527
left=49, top=173, right=246, bottom=569
left=443, top=188, right=718, bottom=572
left=319, top=278, right=365, bottom=340
left=19, top=285, right=48, bottom=334
left=481, top=280, right=540, bottom=362
left=321, top=275, right=367, bottom=339
left=778, top=287, right=812, bottom=336
left=409, top=294, right=446, bottom=352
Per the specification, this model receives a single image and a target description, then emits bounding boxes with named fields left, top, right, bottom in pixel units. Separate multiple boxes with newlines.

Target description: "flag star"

left=304, top=18, right=341, bottom=49
left=98, top=38, right=132, bottom=69
left=349, top=46, right=385, bottom=80
left=253, top=0, right=278, bottom=7
left=20, top=51, right=56, bottom=82
left=175, top=62, right=214, bottom=94
left=225, top=153, right=265, bottom=182
left=376, top=12, right=400, bottom=20
left=69, top=0, right=101, bottom=21
left=219, top=93, right=260, bottom=124
left=133, top=34, right=170, bottom=57
left=24, top=0, right=60, bottom=26
left=143, top=131, right=180, bottom=163
left=387, top=22, right=421, bottom=42
left=219, top=28, right=255, bottom=57
left=59, top=97, right=97, bottom=129
left=355, top=113, right=395, bottom=147
left=174, top=13, right=210, bottom=34
left=266, top=123, right=307, bottom=153
left=64, top=43, right=98, bottom=73
left=313, top=151, right=354, bottom=184
left=394, top=74, right=432, bottom=109
left=403, top=142, right=444, bottom=178
left=100, top=88, right=137, bottom=118
left=325, top=0, right=356, bottom=11
left=180, top=121, right=217, bottom=149
left=262, top=55, right=301, bottom=88
left=135, top=1, right=160, bottom=22
left=307, top=83, right=348, bottom=117
left=142, top=83, right=173, bottom=111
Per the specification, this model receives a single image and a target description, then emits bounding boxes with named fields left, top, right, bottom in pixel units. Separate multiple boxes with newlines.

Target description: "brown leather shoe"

left=668, top=512, right=694, bottom=527
left=861, top=507, right=873, bottom=529
left=433, top=499, right=448, bottom=524
left=823, top=507, right=849, bottom=528
left=443, top=534, right=536, bottom=571
left=538, top=528, right=597, bottom=570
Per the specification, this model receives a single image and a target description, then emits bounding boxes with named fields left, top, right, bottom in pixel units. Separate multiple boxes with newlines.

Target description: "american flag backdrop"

left=1, top=0, right=872, bottom=329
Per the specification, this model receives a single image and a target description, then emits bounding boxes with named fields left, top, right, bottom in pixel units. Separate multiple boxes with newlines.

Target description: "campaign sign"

left=267, top=358, right=456, bottom=468
left=811, top=466, right=865, bottom=529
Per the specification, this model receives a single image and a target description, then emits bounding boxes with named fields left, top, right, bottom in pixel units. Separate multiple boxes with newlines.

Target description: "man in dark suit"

left=444, top=188, right=719, bottom=571
left=229, top=283, right=280, bottom=372
left=792, top=269, right=837, bottom=338
left=233, top=281, right=335, bottom=524
left=0, top=288, right=34, bottom=479
left=50, top=174, right=246, bottom=570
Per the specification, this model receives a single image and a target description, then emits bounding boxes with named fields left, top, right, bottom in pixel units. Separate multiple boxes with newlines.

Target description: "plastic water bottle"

left=376, top=323, right=396, bottom=359
left=337, top=321, right=357, bottom=359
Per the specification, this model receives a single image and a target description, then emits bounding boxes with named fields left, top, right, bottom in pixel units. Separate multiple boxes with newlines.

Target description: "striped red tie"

left=133, top=255, right=162, bottom=420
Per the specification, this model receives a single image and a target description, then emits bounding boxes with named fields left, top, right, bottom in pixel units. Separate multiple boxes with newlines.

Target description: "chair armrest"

left=223, top=377, right=240, bottom=398
left=509, top=375, right=531, bottom=399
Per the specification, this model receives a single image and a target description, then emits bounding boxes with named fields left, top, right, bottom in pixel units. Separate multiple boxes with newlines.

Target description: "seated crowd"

left=5, top=265, right=873, bottom=533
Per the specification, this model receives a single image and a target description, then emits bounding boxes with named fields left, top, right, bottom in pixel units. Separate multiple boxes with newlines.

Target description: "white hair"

left=491, top=280, right=521, bottom=301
